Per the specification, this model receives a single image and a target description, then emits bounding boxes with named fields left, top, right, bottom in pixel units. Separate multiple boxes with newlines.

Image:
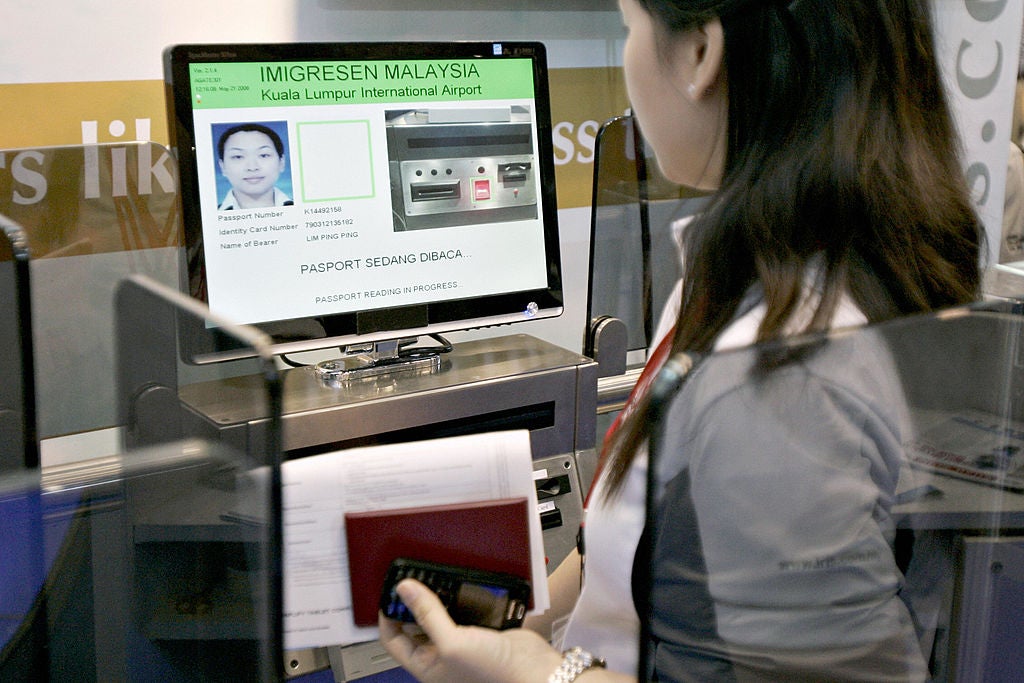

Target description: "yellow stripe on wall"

left=0, top=81, right=170, bottom=149
left=549, top=67, right=630, bottom=210
left=0, top=68, right=628, bottom=225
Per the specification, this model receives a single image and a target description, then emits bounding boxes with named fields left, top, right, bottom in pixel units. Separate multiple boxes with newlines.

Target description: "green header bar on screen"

left=189, top=59, right=535, bottom=108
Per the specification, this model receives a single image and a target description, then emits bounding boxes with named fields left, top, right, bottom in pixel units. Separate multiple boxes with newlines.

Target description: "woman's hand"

left=379, top=578, right=564, bottom=683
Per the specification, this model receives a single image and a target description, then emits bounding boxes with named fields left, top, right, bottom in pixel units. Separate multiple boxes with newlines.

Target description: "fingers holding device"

left=378, top=571, right=570, bottom=683
left=379, top=558, right=531, bottom=630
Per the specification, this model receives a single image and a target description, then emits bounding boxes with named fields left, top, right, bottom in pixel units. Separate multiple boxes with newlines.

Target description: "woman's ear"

left=679, top=17, right=725, bottom=102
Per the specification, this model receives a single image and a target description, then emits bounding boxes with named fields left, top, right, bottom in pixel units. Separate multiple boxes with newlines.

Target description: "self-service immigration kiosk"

left=151, top=39, right=598, bottom=680
left=121, top=324, right=598, bottom=679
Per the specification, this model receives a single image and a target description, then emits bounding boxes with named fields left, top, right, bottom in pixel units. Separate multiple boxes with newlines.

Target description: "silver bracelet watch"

left=548, top=646, right=607, bottom=683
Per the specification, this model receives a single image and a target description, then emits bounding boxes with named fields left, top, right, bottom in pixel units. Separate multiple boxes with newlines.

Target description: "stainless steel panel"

left=176, top=334, right=597, bottom=459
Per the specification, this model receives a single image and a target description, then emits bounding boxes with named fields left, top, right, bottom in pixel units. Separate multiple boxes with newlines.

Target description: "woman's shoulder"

left=714, top=279, right=868, bottom=352
left=670, top=293, right=899, bottom=445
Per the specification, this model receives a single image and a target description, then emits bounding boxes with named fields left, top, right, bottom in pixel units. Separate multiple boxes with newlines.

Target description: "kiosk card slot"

left=411, top=181, right=462, bottom=202
left=498, top=162, right=531, bottom=185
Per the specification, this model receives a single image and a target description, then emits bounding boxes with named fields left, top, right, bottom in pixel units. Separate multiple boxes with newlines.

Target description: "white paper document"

left=281, top=429, right=549, bottom=650
left=905, top=409, right=1024, bottom=492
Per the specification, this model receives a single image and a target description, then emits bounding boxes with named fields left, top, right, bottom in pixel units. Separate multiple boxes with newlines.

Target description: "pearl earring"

left=687, top=83, right=698, bottom=98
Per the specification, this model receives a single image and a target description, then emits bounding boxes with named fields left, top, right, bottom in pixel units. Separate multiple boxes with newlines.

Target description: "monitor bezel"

left=164, top=41, right=564, bottom=361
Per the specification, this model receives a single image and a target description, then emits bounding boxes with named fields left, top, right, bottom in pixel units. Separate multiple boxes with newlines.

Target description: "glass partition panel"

left=0, top=142, right=180, bottom=444
left=642, top=301, right=1024, bottom=682
left=587, top=115, right=644, bottom=355
left=1, top=274, right=283, bottom=682
left=586, top=115, right=707, bottom=357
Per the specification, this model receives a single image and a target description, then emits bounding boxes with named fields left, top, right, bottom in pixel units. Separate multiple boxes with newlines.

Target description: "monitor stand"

left=312, top=337, right=443, bottom=385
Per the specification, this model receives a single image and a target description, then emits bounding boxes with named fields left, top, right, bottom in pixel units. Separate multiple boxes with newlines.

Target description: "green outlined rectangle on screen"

left=189, top=58, right=535, bottom=110
left=296, top=120, right=375, bottom=203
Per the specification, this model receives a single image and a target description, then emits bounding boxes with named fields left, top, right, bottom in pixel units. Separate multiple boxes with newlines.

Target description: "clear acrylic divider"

left=0, top=142, right=181, bottom=444
left=586, top=115, right=707, bottom=356
left=1, top=272, right=284, bottom=681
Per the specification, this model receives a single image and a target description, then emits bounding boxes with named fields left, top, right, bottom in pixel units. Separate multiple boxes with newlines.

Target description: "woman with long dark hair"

left=379, top=1, right=982, bottom=680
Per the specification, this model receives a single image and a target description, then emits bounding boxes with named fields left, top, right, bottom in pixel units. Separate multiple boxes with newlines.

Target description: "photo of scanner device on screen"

left=386, top=107, right=539, bottom=232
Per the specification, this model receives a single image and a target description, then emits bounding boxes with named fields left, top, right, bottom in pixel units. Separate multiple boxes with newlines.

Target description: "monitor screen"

left=164, top=41, right=563, bottom=358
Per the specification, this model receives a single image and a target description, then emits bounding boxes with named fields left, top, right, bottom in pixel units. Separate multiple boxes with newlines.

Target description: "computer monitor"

left=164, top=41, right=563, bottom=368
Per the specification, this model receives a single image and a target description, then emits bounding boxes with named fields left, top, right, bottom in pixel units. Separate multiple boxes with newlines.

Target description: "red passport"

left=344, top=497, right=532, bottom=626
